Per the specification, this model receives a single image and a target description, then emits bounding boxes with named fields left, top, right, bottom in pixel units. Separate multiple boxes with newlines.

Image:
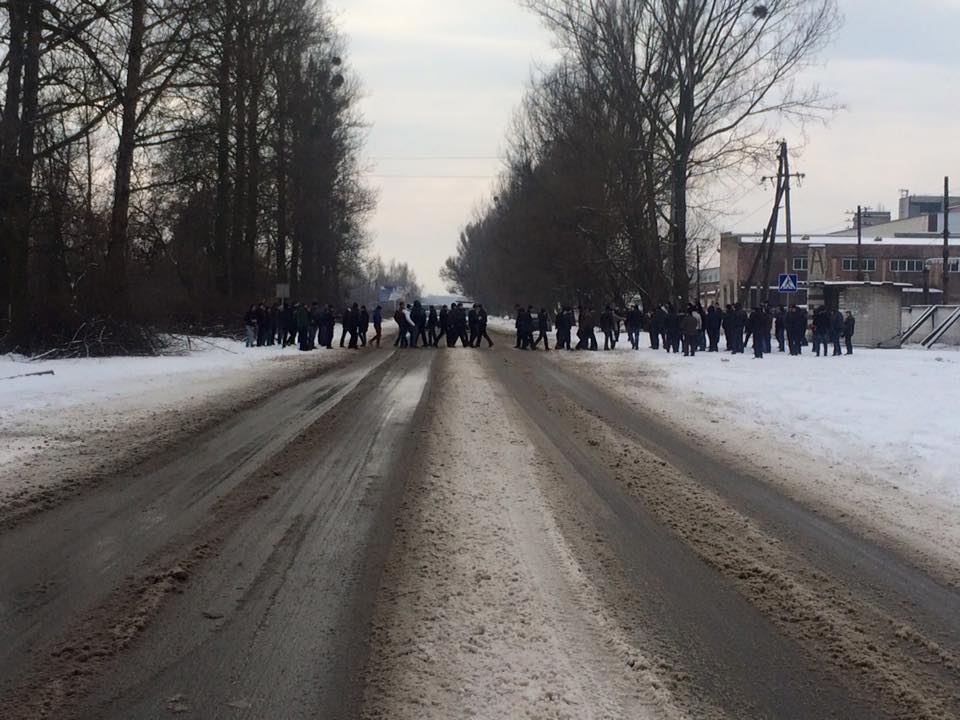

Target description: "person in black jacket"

left=476, top=304, right=494, bottom=347
left=468, top=305, right=480, bottom=347
left=831, top=309, right=844, bottom=356
left=339, top=304, right=353, bottom=348
left=812, top=306, right=830, bottom=357
left=664, top=304, right=681, bottom=353
left=749, top=306, right=766, bottom=358
left=532, top=308, right=551, bottom=350
left=427, top=305, right=439, bottom=346
left=650, top=307, right=665, bottom=350
left=843, top=311, right=856, bottom=355
left=774, top=305, right=786, bottom=352
left=706, top=304, right=722, bottom=352
left=410, top=300, right=427, bottom=348
left=358, top=305, right=370, bottom=347
left=347, top=302, right=361, bottom=349
left=785, top=304, right=803, bottom=356
left=436, top=305, right=449, bottom=347
left=243, top=305, right=257, bottom=348
left=624, top=304, right=641, bottom=350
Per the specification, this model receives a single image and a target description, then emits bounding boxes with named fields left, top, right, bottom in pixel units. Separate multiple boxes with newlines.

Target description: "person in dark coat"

left=706, top=304, right=722, bottom=352
left=774, top=305, right=786, bottom=352
left=600, top=306, right=616, bottom=351
left=394, top=303, right=408, bottom=348
left=843, top=311, right=856, bottom=355
left=243, top=305, right=257, bottom=348
left=347, top=302, right=361, bottom=349
left=255, top=303, right=268, bottom=346
left=625, top=304, right=642, bottom=350
left=427, top=305, right=439, bottom=346
left=339, top=304, right=353, bottom=348
left=516, top=306, right=532, bottom=349
left=371, top=305, right=383, bottom=347
left=310, top=301, right=323, bottom=349
left=732, top=303, right=748, bottom=354
left=436, top=305, right=449, bottom=347
left=664, top=304, right=682, bottom=353
left=749, top=306, right=766, bottom=358
left=650, top=307, right=665, bottom=350
left=514, top=305, right=524, bottom=349
left=681, top=307, right=700, bottom=357
left=320, top=304, right=335, bottom=348
left=410, top=300, right=427, bottom=348
left=358, top=305, right=370, bottom=347
left=785, top=304, right=803, bottom=355
left=476, top=304, right=494, bottom=347
left=556, top=307, right=572, bottom=350
left=831, top=309, right=844, bottom=356
left=695, top=302, right=707, bottom=351
left=468, top=305, right=480, bottom=347
left=811, top=306, right=830, bottom=357
left=532, top=308, right=551, bottom=350
left=295, top=303, right=311, bottom=351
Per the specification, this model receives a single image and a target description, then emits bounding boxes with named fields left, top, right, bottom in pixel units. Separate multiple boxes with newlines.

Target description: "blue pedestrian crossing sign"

left=778, top=273, right=799, bottom=293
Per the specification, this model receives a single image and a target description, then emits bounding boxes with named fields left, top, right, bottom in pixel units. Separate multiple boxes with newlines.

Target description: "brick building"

left=718, top=233, right=960, bottom=307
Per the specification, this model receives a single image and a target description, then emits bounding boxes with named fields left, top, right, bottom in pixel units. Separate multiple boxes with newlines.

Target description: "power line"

left=365, top=173, right=496, bottom=179
left=368, top=155, right=503, bottom=161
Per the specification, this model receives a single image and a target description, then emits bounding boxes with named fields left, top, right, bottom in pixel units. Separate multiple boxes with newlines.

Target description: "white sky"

left=336, top=0, right=960, bottom=291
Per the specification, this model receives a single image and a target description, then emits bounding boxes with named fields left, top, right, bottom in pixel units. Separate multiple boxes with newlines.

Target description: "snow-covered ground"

left=0, top=334, right=349, bottom=512
left=488, top=317, right=960, bottom=576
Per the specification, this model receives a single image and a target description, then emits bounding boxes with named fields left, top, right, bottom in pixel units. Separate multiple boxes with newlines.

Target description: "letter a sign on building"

left=778, top=273, right=799, bottom=293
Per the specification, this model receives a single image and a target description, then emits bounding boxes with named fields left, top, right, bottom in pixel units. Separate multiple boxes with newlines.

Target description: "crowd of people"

left=243, top=301, right=380, bottom=351
left=243, top=299, right=857, bottom=360
left=241, top=300, right=497, bottom=352
left=511, top=302, right=856, bottom=359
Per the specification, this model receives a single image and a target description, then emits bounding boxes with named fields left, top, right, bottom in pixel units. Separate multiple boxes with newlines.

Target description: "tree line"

left=0, top=0, right=378, bottom=354
left=443, top=0, right=840, bottom=312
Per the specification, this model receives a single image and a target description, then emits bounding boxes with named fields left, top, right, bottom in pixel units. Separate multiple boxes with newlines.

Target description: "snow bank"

left=0, top=337, right=302, bottom=416
left=0, top=333, right=346, bottom=509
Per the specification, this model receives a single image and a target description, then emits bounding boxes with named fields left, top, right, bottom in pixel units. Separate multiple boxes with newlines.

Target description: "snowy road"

left=1, top=340, right=958, bottom=718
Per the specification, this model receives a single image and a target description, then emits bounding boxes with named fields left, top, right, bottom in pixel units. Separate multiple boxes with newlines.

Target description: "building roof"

left=729, top=233, right=960, bottom=248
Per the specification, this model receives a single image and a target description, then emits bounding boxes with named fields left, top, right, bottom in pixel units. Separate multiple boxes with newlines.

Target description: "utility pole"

left=856, top=205, right=864, bottom=281
left=782, top=141, right=794, bottom=274
left=944, top=176, right=951, bottom=305
left=696, top=244, right=701, bottom=303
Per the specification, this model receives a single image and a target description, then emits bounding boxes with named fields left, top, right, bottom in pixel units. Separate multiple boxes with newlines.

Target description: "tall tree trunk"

left=0, top=0, right=27, bottom=335
left=213, top=0, right=235, bottom=297
left=274, top=61, right=289, bottom=284
left=107, top=0, right=147, bottom=312
left=229, top=4, right=249, bottom=299
left=5, top=0, right=41, bottom=348
left=243, top=76, right=260, bottom=294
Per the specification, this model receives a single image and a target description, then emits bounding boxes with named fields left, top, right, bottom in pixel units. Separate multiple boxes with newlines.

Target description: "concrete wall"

left=901, top=305, right=960, bottom=346
left=836, top=285, right=902, bottom=347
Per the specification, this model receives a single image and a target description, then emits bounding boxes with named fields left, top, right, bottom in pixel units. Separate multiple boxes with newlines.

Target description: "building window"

left=890, top=259, right=925, bottom=273
left=950, top=259, right=960, bottom=273
left=842, top=258, right=876, bottom=272
left=792, top=257, right=808, bottom=271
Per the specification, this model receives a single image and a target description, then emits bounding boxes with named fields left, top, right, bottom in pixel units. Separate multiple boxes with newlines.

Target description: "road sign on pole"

left=276, top=283, right=291, bottom=299
left=778, top=274, right=799, bottom=293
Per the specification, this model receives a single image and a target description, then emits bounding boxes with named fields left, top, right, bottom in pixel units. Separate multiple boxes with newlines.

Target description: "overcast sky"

left=336, top=0, right=960, bottom=291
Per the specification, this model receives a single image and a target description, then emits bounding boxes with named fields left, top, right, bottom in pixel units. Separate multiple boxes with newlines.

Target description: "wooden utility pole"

left=695, top=244, right=701, bottom=303
left=944, top=176, right=951, bottom=305
left=856, top=205, right=864, bottom=281
left=782, top=141, right=794, bottom=274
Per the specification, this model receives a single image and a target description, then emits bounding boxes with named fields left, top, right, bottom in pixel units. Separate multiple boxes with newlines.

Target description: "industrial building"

left=717, top=233, right=959, bottom=308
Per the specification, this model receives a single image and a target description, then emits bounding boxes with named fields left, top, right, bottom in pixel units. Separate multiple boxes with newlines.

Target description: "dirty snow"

left=363, top=350, right=683, bottom=720
left=0, top=334, right=350, bottom=509
left=487, top=315, right=960, bottom=577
